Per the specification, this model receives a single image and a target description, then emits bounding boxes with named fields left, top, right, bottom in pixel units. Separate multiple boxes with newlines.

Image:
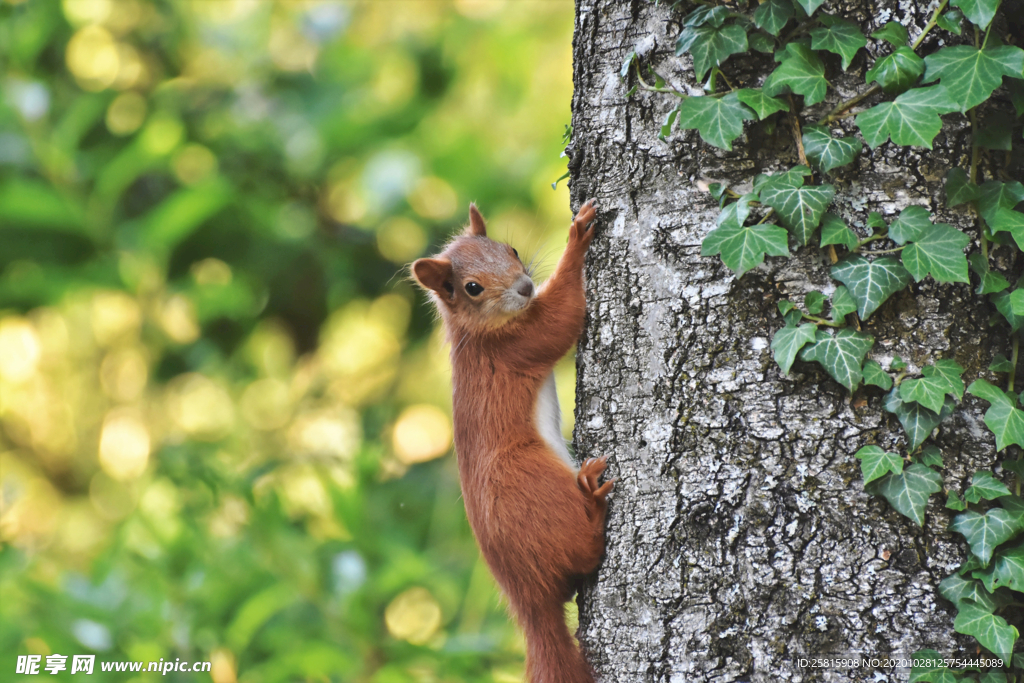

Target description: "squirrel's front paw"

left=577, top=455, right=613, bottom=509
left=568, top=199, right=597, bottom=251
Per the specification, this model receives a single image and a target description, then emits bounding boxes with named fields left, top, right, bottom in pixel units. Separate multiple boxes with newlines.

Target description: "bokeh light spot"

left=0, top=317, right=41, bottom=383
left=377, top=216, right=427, bottom=263
left=98, top=409, right=151, bottom=481
left=167, top=373, right=234, bottom=440
left=105, top=91, right=147, bottom=135
left=392, top=404, right=451, bottom=464
left=385, top=587, right=443, bottom=645
left=65, top=26, right=120, bottom=91
left=91, top=290, right=141, bottom=346
left=173, top=143, right=218, bottom=185
left=408, top=176, right=457, bottom=220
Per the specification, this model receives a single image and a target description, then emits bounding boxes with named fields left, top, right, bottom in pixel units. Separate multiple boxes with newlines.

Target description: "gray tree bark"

left=568, top=1, right=1010, bottom=681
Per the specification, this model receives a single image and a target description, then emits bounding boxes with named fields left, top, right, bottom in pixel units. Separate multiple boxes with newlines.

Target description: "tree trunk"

left=568, top=1, right=1007, bottom=681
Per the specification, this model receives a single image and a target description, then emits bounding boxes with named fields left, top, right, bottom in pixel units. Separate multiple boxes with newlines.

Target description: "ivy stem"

left=756, top=208, right=776, bottom=224
left=788, top=95, right=809, bottom=167
left=1010, top=334, right=1019, bottom=394
left=635, top=62, right=686, bottom=98
left=967, top=107, right=989, bottom=260
left=802, top=313, right=844, bottom=328
left=817, top=84, right=880, bottom=126
left=893, top=370, right=909, bottom=387
left=910, top=0, right=949, bottom=51
left=865, top=245, right=906, bottom=254
left=713, top=67, right=736, bottom=93
left=856, top=233, right=888, bottom=250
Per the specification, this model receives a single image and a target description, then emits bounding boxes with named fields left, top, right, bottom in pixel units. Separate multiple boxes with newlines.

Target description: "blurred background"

left=0, top=0, right=578, bottom=680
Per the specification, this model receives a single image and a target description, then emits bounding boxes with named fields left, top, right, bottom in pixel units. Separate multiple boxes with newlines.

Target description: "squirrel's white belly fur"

left=534, top=372, right=575, bottom=471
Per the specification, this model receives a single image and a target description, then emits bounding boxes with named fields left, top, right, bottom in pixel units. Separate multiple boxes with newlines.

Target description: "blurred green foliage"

left=0, top=1, right=576, bottom=681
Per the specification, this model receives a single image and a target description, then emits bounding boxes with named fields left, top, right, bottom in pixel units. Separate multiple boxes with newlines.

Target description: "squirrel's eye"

left=512, top=248, right=519, bottom=260
left=465, top=282, right=484, bottom=296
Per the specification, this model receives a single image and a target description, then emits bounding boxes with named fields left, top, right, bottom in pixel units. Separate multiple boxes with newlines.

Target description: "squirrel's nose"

left=517, top=279, right=534, bottom=298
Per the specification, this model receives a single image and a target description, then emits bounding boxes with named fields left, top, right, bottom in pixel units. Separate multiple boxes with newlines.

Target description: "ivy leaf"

left=992, top=291, right=1023, bottom=331
left=702, top=222, right=790, bottom=277
left=901, top=223, right=970, bottom=283
left=935, top=9, right=965, bottom=35
left=955, top=604, right=1019, bottom=660
left=805, top=291, right=825, bottom=315
left=717, top=193, right=757, bottom=227
left=856, top=85, right=957, bottom=149
left=876, top=464, right=943, bottom=526
left=969, top=254, right=1010, bottom=295
left=977, top=544, right=1024, bottom=593
left=928, top=359, right=965, bottom=399
left=783, top=309, right=803, bottom=326
left=964, top=471, right=1012, bottom=504
left=968, top=379, right=1024, bottom=451
left=802, top=125, right=863, bottom=173
left=799, top=328, right=875, bottom=391
left=810, top=17, right=867, bottom=70
left=950, top=0, right=1002, bottom=30
left=735, top=88, right=790, bottom=119
left=676, top=22, right=750, bottom=80
left=863, top=359, right=893, bottom=390
left=883, top=389, right=955, bottom=451
left=1009, top=79, right=1024, bottom=116
left=764, top=42, right=829, bottom=106
left=856, top=445, right=904, bottom=484
left=939, top=574, right=998, bottom=610
left=871, top=21, right=908, bottom=48
left=946, top=168, right=980, bottom=206
left=989, top=208, right=1024, bottom=251
left=831, top=255, right=911, bottom=319
left=682, top=5, right=730, bottom=28
left=923, top=45, right=1024, bottom=113
left=1003, top=495, right=1024, bottom=530
left=989, top=354, right=1014, bottom=373
left=753, top=0, right=795, bottom=36
left=759, top=182, right=835, bottom=245
left=921, top=445, right=944, bottom=468
left=676, top=93, right=757, bottom=150
left=754, top=166, right=813, bottom=193
left=978, top=180, right=1024, bottom=224
left=660, top=106, right=679, bottom=139
left=620, top=51, right=636, bottom=79
left=910, top=650, right=960, bottom=683
left=891, top=355, right=907, bottom=371
left=778, top=300, right=796, bottom=316
left=950, top=508, right=1019, bottom=564
left=865, top=47, right=925, bottom=94
left=830, top=285, right=858, bottom=321
left=771, top=323, right=818, bottom=375
left=901, top=374, right=956, bottom=414
left=976, top=112, right=1015, bottom=151
left=792, top=0, right=827, bottom=15
left=748, top=31, right=775, bottom=54
left=867, top=211, right=887, bottom=231
left=820, top=214, right=859, bottom=251
left=947, top=490, right=968, bottom=510
left=888, top=205, right=932, bottom=244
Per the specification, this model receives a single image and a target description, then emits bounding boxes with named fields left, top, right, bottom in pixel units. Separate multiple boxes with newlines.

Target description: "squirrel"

left=411, top=200, right=612, bottom=683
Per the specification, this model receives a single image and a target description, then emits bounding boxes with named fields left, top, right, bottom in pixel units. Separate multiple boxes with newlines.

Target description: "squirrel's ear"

left=466, top=203, right=487, bottom=237
left=412, top=258, right=454, bottom=298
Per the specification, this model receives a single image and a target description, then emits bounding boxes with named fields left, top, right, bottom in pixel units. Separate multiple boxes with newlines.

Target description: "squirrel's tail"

left=519, top=598, right=595, bottom=683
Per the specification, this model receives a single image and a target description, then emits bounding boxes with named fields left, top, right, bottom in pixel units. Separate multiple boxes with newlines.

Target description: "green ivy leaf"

left=1009, top=79, right=1024, bottom=116
left=792, top=0, right=827, bottom=15
left=928, top=359, right=965, bottom=400
left=831, top=255, right=911, bottom=319
left=701, top=222, right=790, bottom=276
left=820, top=214, right=859, bottom=251
left=748, top=31, right=775, bottom=54
left=753, top=0, right=795, bottom=36
left=871, top=21, right=908, bottom=48
left=771, top=323, right=818, bottom=375
left=883, top=389, right=955, bottom=451
left=856, top=85, right=957, bottom=149
left=923, top=45, right=1024, bottom=113
left=764, top=42, right=829, bottom=106
left=876, top=463, right=942, bottom=526
left=660, top=106, right=679, bottom=140
left=939, top=573, right=997, bottom=610
left=863, top=359, right=893, bottom=389
left=976, top=543, right=1024, bottom=593
left=735, top=88, right=790, bottom=119
left=799, top=328, right=875, bottom=391
left=867, top=211, right=887, bottom=231
left=620, top=51, right=637, bottom=79
left=946, top=168, right=980, bottom=206
left=969, top=254, right=1010, bottom=295
left=968, top=379, right=1024, bottom=450
left=935, top=9, right=965, bottom=35
left=759, top=182, right=835, bottom=245
left=975, top=112, right=1014, bottom=151
left=865, top=47, right=925, bottom=94
left=989, top=208, right=1024, bottom=251
left=953, top=602, right=1019, bottom=659
left=855, top=445, right=904, bottom=484
left=947, top=490, right=968, bottom=510
left=681, top=5, right=730, bottom=28
left=921, top=445, right=943, bottom=468
left=978, top=180, right=1024, bottom=224
left=802, top=125, right=862, bottom=173
left=888, top=205, right=931, bottom=244
left=989, top=354, right=1014, bottom=372
left=950, top=508, right=1019, bottom=564
left=717, top=193, right=757, bottom=227
left=950, top=0, right=1002, bottom=31
left=675, top=22, right=750, bottom=80
left=909, top=650, right=960, bottom=683
left=676, top=93, right=757, bottom=150
left=783, top=309, right=803, bottom=326
left=830, top=285, right=858, bottom=321
left=891, top=355, right=907, bottom=371
left=805, top=291, right=825, bottom=315
left=1002, top=495, right=1024, bottom=530
left=901, top=223, right=970, bottom=283
left=901, top=374, right=956, bottom=414
left=964, top=471, right=1012, bottom=504
left=992, top=291, right=1023, bottom=332
left=778, top=300, right=797, bottom=316
left=810, top=17, right=867, bottom=70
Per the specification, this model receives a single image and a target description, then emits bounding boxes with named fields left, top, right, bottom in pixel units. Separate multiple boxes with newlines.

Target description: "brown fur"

left=412, top=202, right=611, bottom=683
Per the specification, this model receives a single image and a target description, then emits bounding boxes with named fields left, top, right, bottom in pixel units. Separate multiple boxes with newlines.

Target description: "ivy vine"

left=621, top=0, right=1024, bottom=676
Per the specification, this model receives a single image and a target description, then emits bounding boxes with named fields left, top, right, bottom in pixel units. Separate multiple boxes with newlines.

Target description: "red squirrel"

left=411, top=201, right=612, bottom=683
